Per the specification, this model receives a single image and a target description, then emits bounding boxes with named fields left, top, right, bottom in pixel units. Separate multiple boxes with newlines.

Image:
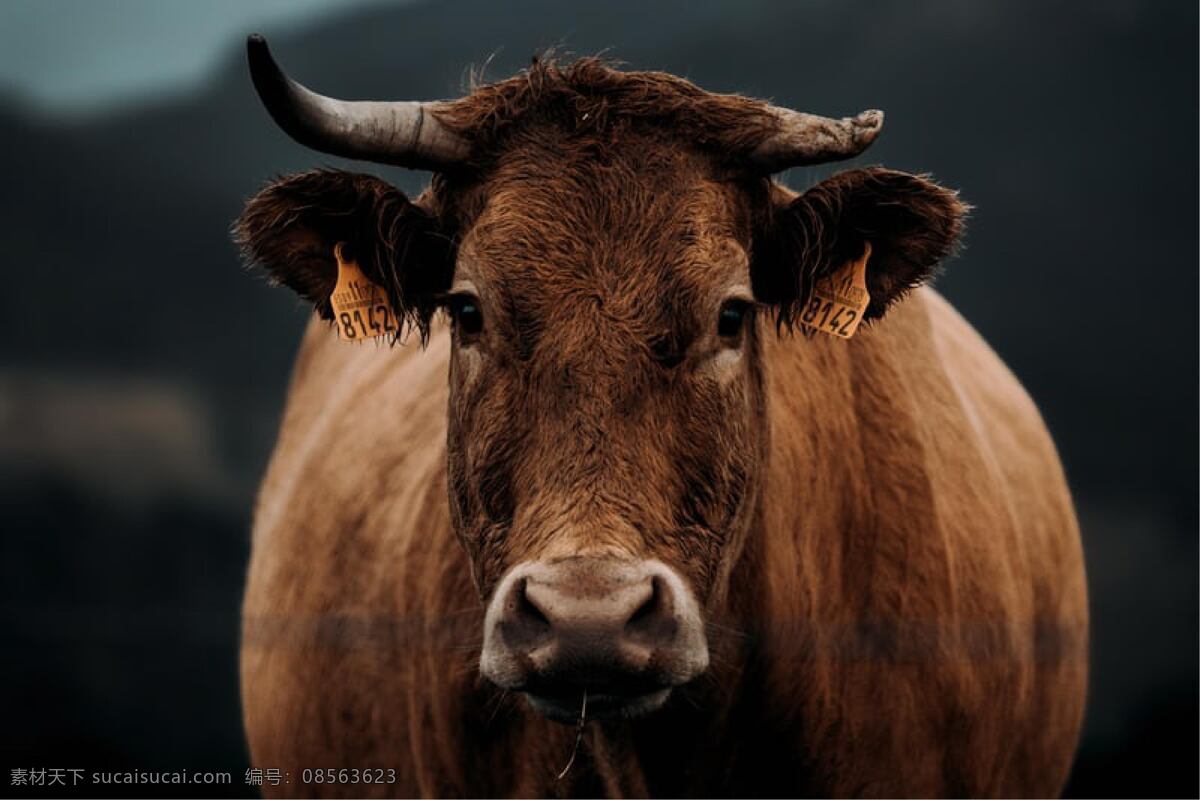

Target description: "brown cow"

left=235, top=35, right=1087, bottom=798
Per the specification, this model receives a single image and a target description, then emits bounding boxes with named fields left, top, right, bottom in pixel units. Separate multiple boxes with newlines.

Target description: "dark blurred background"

left=1, top=0, right=1195, bottom=796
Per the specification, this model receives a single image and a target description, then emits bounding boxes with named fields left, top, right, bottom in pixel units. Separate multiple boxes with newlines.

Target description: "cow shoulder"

left=243, top=320, right=464, bottom=789
left=252, top=318, right=450, bottom=545
left=754, top=287, right=1086, bottom=795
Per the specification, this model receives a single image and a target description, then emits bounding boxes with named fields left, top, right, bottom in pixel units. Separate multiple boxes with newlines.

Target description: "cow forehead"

left=456, top=142, right=753, bottom=302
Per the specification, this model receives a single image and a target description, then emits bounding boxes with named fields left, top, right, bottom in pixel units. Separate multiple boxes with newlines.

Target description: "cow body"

left=242, top=285, right=1087, bottom=797
left=235, top=46, right=1087, bottom=797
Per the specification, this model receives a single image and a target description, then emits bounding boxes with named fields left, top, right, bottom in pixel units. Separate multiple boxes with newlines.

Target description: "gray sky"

left=0, top=0, right=389, bottom=113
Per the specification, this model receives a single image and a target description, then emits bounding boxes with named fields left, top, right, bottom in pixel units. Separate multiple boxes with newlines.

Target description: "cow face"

left=440, top=136, right=766, bottom=719
left=235, top=55, right=965, bottom=723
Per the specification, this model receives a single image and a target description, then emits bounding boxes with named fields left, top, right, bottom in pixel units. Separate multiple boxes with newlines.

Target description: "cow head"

left=235, top=37, right=965, bottom=722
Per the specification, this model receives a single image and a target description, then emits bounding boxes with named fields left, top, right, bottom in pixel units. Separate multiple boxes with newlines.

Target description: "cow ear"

left=753, top=167, right=968, bottom=325
left=233, top=169, right=453, bottom=337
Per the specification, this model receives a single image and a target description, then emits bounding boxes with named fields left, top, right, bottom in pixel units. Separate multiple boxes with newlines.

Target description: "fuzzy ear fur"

left=754, top=167, right=968, bottom=325
left=233, top=169, right=453, bottom=340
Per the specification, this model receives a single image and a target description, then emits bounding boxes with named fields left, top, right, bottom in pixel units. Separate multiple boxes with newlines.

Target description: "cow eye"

left=449, top=294, right=484, bottom=338
left=717, top=300, right=749, bottom=340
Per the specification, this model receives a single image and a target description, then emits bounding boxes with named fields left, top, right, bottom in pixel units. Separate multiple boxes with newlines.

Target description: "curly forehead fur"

left=415, top=57, right=784, bottom=375
left=434, top=56, right=780, bottom=169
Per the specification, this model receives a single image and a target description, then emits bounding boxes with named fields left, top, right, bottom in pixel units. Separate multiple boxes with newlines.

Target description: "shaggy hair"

left=434, top=56, right=780, bottom=170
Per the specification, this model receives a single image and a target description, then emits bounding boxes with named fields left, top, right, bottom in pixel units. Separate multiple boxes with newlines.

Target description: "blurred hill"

left=0, top=0, right=1195, bottom=796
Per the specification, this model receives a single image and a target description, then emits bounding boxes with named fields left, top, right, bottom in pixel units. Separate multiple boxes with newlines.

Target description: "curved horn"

left=748, top=107, right=884, bottom=172
left=246, top=34, right=470, bottom=171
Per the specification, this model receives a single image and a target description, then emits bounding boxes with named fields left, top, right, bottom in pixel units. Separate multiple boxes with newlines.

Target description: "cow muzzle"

left=480, top=557, right=708, bottom=722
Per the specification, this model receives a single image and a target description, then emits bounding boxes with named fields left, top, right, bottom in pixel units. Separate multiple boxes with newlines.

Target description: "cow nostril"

left=625, top=575, right=676, bottom=640
left=498, top=578, right=555, bottom=650
left=627, top=582, right=660, bottom=626
left=515, top=579, right=551, bottom=627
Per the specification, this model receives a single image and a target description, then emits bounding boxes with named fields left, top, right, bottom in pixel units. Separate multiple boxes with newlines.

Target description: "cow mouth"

left=480, top=557, right=709, bottom=724
left=524, top=687, right=672, bottom=723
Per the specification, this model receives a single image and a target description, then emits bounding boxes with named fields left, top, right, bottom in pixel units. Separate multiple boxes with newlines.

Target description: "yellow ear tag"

left=329, top=243, right=398, bottom=341
left=798, top=242, right=872, bottom=339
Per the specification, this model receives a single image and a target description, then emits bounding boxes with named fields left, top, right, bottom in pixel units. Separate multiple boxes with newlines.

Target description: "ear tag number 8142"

left=799, top=242, right=872, bottom=340
left=329, top=243, right=397, bottom=341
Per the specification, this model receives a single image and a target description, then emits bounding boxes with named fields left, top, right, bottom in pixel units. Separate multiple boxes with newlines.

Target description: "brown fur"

left=236, top=59, right=1087, bottom=797
left=436, top=57, right=779, bottom=171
